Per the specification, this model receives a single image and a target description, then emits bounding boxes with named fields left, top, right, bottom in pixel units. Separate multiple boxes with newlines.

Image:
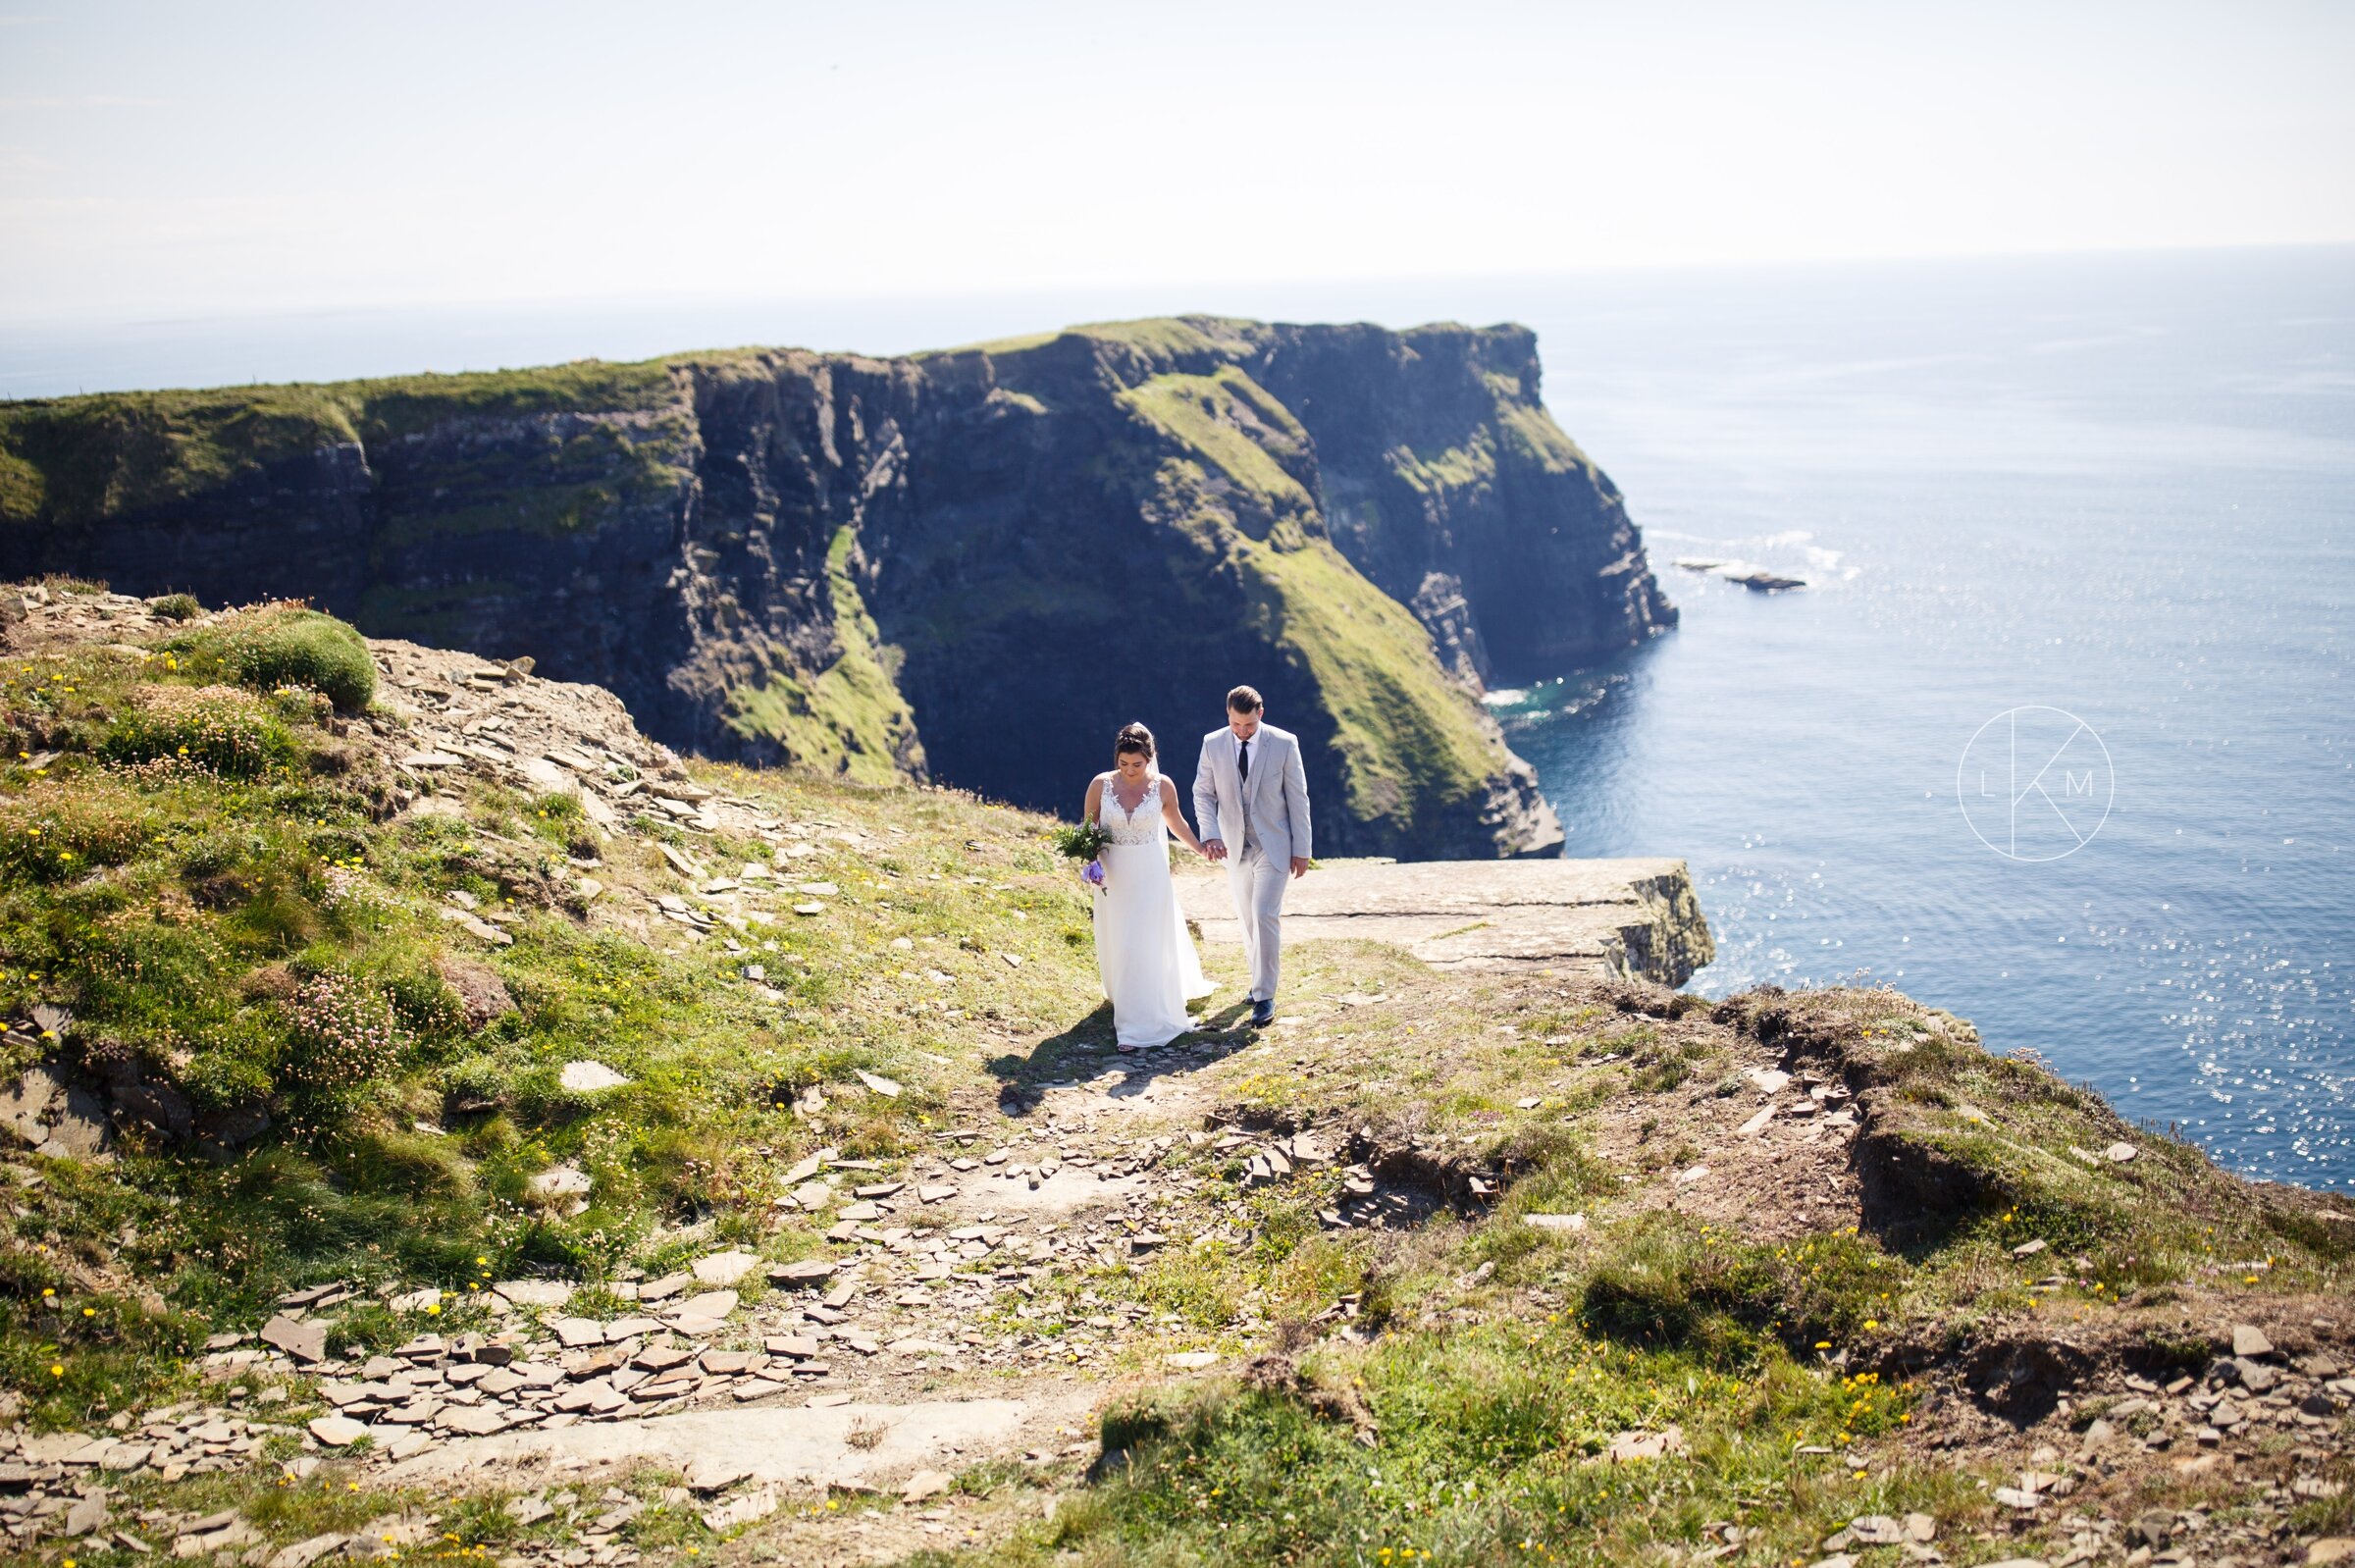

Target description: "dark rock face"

left=1235, top=322, right=1676, bottom=681
left=0, top=318, right=1676, bottom=857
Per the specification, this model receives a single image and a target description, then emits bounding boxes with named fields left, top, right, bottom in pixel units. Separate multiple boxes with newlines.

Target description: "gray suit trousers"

left=1230, top=836, right=1287, bottom=1002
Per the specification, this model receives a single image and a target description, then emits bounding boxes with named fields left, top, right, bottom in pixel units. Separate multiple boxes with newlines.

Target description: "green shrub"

left=0, top=785, right=159, bottom=883
left=1579, top=1216, right=1904, bottom=1363
left=147, top=593, right=203, bottom=621
left=166, top=605, right=377, bottom=713
left=282, top=971, right=401, bottom=1127
left=100, top=685, right=295, bottom=777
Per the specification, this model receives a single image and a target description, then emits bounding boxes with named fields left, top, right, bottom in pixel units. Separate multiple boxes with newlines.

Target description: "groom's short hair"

left=1227, top=685, right=1263, bottom=714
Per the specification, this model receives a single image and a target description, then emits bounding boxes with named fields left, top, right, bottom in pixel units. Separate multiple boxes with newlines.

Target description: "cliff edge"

left=0, top=317, right=1675, bottom=858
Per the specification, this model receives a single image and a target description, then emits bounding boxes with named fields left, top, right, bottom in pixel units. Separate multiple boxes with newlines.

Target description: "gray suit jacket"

left=1193, top=723, right=1312, bottom=864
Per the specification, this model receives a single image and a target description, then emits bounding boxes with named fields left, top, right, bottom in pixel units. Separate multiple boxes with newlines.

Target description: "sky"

left=1, top=0, right=2351, bottom=328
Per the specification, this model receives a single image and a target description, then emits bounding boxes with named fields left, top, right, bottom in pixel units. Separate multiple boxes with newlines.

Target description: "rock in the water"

left=559, top=1060, right=630, bottom=1093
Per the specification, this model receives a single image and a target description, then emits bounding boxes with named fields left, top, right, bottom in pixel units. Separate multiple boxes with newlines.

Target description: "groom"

left=1193, top=685, right=1312, bottom=1028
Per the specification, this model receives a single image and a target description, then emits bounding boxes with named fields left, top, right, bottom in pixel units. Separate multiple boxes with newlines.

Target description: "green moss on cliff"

left=725, top=526, right=922, bottom=784
left=1119, top=368, right=1317, bottom=521
left=1237, top=524, right=1502, bottom=833
left=0, top=361, right=679, bottom=531
left=1104, top=355, right=1522, bottom=852
left=0, top=387, right=361, bottom=526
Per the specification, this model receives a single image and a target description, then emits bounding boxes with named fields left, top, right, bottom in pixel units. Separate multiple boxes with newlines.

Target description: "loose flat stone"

left=391, top=1287, right=443, bottom=1314
left=692, top=1250, right=760, bottom=1287
left=678, top=1290, right=738, bottom=1320
left=2012, top=1239, right=2049, bottom=1259
left=855, top=1071, right=903, bottom=1098
left=1601, top=1426, right=1688, bottom=1462
left=768, top=1258, right=837, bottom=1286
left=1165, top=1351, right=1219, bottom=1369
left=550, top=1318, right=609, bottom=1348
left=529, top=1165, right=593, bottom=1199
left=2234, top=1324, right=2276, bottom=1359
left=1673, top=1164, right=1710, bottom=1186
left=493, top=1279, right=572, bottom=1307
left=901, top=1469, right=953, bottom=1502
left=1737, top=1106, right=1776, bottom=1136
left=442, top=1406, right=508, bottom=1437
left=267, top=1532, right=346, bottom=1568
left=1524, top=1213, right=1588, bottom=1232
left=261, top=1316, right=329, bottom=1363
left=2105, top=1142, right=2139, bottom=1163
left=639, top=1273, right=692, bottom=1302
left=559, top=1061, right=631, bottom=1094
left=308, top=1415, right=369, bottom=1446
left=702, top=1486, right=780, bottom=1531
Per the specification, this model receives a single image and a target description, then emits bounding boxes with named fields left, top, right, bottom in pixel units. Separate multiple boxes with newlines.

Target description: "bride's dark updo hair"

left=1114, top=721, right=1155, bottom=762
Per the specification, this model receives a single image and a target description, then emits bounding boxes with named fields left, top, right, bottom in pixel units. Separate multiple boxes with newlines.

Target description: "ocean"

left=4, top=245, right=2350, bottom=1187
left=1489, top=246, right=2355, bottom=1191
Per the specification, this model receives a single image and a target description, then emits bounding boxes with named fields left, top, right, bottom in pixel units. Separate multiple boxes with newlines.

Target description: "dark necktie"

left=1237, top=738, right=1250, bottom=785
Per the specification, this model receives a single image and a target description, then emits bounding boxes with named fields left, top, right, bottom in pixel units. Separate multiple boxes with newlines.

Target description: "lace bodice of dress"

left=1098, top=773, right=1167, bottom=846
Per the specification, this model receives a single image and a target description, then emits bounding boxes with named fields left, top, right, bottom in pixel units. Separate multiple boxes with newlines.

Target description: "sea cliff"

left=0, top=318, right=1675, bottom=857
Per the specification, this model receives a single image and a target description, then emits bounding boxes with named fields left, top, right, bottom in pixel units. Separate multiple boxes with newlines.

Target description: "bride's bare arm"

left=1161, top=780, right=1207, bottom=856
left=1083, top=775, right=1105, bottom=826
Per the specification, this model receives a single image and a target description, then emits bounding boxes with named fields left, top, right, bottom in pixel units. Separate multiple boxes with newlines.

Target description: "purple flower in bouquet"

left=1082, top=859, right=1106, bottom=889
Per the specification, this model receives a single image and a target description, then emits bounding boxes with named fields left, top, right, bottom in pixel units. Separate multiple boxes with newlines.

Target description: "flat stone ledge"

left=1177, top=857, right=1713, bottom=986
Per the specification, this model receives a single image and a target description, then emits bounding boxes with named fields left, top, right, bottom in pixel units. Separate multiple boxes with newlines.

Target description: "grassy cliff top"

left=0, top=317, right=1549, bottom=527
left=0, top=585, right=2346, bottom=1565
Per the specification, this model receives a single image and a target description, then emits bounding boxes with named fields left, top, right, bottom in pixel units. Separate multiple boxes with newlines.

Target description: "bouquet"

left=1053, top=820, right=1111, bottom=892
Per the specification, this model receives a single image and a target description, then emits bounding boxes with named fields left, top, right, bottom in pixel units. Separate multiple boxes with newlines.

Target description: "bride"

left=1083, top=722, right=1215, bottom=1049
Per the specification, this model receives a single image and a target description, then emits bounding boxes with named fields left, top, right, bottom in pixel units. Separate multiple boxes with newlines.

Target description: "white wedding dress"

left=1092, top=772, right=1214, bottom=1048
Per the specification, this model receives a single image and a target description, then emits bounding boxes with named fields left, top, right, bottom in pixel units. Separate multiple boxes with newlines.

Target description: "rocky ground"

left=0, top=585, right=2349, bottom=1568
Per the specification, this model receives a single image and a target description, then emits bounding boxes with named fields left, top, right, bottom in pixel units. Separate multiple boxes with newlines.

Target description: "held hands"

left=1201, top=838, right=1229, bottom=862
